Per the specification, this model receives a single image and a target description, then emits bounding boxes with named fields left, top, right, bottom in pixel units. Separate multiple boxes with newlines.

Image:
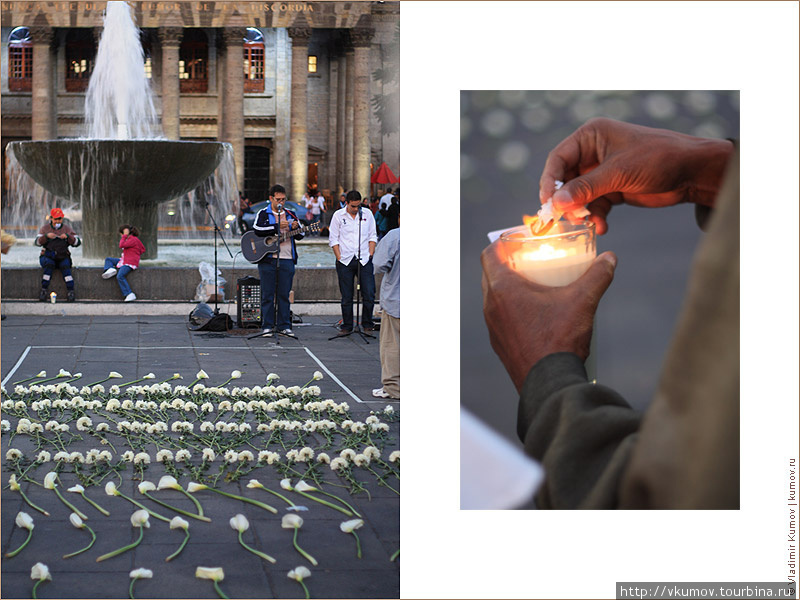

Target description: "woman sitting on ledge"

left=101, top=224, right=146, bottom=302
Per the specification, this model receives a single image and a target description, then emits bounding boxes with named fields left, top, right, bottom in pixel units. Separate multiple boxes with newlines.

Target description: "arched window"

left=179, top=29, right=208, bottom=93
left=243, top=27, right=264, bottom=94
left=8, top=27, right=32, bottom=92
left=65, top=29, right=96, bottom=92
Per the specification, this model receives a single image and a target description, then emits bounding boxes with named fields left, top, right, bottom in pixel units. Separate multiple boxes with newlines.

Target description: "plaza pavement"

left=0, top=312, right=399, bottom=599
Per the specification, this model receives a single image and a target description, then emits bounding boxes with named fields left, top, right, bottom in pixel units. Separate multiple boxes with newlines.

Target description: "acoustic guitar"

left=240, top=222, right=321, bottom=263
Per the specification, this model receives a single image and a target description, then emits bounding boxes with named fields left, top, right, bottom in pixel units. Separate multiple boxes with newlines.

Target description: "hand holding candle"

left=481, top=241, right=617, bottom=392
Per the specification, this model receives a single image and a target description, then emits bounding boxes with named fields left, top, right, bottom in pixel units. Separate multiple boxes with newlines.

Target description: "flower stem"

left=17, top=489, right=50, bottom=517
left=80, top=491, right=110, bottom=516
left=143, top=491, right=210, bottom=522
left=178, top=487, right=206, bottom=516
left=202, top=487, right=277, bottom=514
left=32, top=579, right=46, bottom=599
left=116, top=491, right=171, bottom=523
left=129, top=576, right=139, bottom=599
left=96, top=524, right=144, bottom=562
left=165, top=529, right=190, bottom=562
left=292, top=527, right=318, bottom=566
left=316, top=489, right=362, bottom=517
left=298, top=579, right=311, bottom=600
left=5, top=527, right=33, bottom=557
left=53, top=486, right=88, bottom=520
left=63, top=524, right=96, bottom=558
left=86, top=376, right=111, bottom=386
left=255, top=485, right=295, bottom=506
left=213, top=580, right=229, bottom=600
left=351, top=530, right=362, bottom=559
left=295, top=489, right=353, bottom=517
left=389, top=548, right=399, bottom=562
left=238, top=530, right=276, bottom=563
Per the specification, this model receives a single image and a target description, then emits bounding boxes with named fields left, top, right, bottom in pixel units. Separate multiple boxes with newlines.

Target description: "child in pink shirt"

left=101, top=225, right=146, bottom=301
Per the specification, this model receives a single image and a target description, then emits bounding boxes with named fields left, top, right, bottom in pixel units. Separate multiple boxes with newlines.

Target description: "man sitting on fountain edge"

left=36, top=208, right=82, bottom=302
left=253, top=184, right=303, bottom=337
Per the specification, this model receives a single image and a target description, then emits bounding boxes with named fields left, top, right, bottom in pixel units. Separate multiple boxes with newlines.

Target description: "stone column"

left=222, top=28, right=246, bottom=190
left=326, top=56, right=339, bottom=193
left=351, top=28, right=374, bottom=199
left=30, top=27, right=55, bottom=140
left=288, top=27, right=311, bottom=202
left=343, top=46, right=354, bottom=191
left=158, top=27, right=182, bottom=140
left=336, top=54, right=347, bottom=192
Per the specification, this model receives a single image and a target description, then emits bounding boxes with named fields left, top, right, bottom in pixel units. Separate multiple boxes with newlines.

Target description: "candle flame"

left=519, top=243, right=570, bottom=262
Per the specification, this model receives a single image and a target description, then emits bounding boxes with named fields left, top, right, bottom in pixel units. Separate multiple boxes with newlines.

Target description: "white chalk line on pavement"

left=1, top=344, right=369, bottom=403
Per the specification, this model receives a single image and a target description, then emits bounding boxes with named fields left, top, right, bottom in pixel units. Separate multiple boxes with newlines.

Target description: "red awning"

left=370, top=162, right=399, bottom=184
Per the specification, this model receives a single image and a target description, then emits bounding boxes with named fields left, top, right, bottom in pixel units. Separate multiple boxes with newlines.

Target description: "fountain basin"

left=7, top=140, right=229, bottom=259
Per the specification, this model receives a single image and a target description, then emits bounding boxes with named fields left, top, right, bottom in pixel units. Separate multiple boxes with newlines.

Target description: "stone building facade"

left=0, top=1, right=400, bottom=206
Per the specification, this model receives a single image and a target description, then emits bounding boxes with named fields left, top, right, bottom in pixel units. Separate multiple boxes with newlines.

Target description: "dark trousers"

left=336, top=256, right=375, bottom=330
left=39, top=255, right=74, bottom=290
left=258, top=258, right=295, bottom=330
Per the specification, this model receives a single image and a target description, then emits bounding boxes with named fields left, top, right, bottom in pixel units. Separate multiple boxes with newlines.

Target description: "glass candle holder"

left=499, top=221, right=596, bottom=287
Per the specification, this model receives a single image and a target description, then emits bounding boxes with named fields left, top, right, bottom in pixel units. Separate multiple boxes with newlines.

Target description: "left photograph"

left=1, top=1, right=400, bottom=597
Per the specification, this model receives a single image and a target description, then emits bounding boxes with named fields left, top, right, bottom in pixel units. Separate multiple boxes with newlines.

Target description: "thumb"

left=552, top=163, right=620, bottom=211
left=573, top=252, right=617, bottom=305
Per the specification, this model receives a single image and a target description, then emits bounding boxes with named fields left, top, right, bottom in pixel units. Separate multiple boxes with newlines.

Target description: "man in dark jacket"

left=36, top=207, right=82, bottom=302
left=253, top=184, right=303, bottom=337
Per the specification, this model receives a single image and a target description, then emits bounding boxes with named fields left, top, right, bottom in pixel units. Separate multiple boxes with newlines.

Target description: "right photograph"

left=460, top=90, right=740, bottom=510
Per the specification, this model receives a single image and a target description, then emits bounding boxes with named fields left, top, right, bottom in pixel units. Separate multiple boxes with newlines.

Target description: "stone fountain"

left=4, top=1, right=234, bottom=259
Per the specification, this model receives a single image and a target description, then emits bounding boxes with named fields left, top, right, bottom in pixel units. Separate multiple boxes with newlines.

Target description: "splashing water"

left=85, top=1, right=162, bottom=139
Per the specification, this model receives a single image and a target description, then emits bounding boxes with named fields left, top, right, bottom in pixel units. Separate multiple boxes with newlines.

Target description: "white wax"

left=512, top=251, right=594, bottom=286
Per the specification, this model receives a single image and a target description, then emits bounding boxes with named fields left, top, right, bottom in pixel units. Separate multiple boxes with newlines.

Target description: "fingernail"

left=600, top=252, right=617, bottom=268
left=552, top=189, right=571, bottom=208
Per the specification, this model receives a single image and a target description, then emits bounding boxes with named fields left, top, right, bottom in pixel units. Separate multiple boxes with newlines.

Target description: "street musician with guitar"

left=251, top=184, right=304, bottom=338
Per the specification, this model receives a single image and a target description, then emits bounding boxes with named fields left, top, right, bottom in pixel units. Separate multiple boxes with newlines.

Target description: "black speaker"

left=236, top=276, right=261, bottom=328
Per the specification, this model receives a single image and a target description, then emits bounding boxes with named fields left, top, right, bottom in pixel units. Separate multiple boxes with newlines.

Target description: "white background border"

left=401, top=2, right=799, bottom=598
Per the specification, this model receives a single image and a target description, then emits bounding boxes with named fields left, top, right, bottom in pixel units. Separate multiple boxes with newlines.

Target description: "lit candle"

left=499, top=221, right=595, bottom=287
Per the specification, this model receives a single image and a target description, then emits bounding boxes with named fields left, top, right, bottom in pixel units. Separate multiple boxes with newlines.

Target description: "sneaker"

left=39, top=288, right=48, bottom=302
left=102, top=268, right=117, bottom=279
left=261, top=328, right=274, bottom=337
left=372, top=387, right=391, bottom=398
left=336, top=328, right=352, bottom=337
left=278, top=328, right=294, bottom=336
left=124, top=293, right=137, bottom=302
left=66, top=290, right=75, bottom=302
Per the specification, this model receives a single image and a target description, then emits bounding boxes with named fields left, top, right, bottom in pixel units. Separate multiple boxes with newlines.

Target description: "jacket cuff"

left=517, top=352, right=588, bottom=442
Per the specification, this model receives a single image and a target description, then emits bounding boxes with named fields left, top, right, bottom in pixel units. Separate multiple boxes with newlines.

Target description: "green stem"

left=165, top=529, right=190, bottom=562
left=86, top=376, right=111, bottom=386
left=292, top=527, right=318, bottom=566
left=116, top=491, right=171, bottom=523
left=5, top=527, right=33, bottom=558
left=117, top=377, right=153, bottom=388
left=53, top=486, right=88, bottom=520
left=80, top=491, right=111, bottom=516
left=178, top=487, right=206, bottom=516
left=317, top=489, right=362, bottom=517
left=213, top=580, right=229, bottom=600
left=96, top=524, right=144, bottom=562
left=32, top=579, right=46, bottom=600
left=143, top=491, right=210, bottom=522
left=12, top=375, right=44, bottom=385
left=352, top=530, right=362, bottom=559
left=63, top=524, right=96, bottom=558
left=389, top=548, right=399, bottom=561
left=298, top=579, right=311, bottom=600
left=129, top=576, right=139, bottom=599
left=17, top=489, right=50, bottom=517
left=255, top=486, right=296, bottom=506
left=32, top=374, right=68, bottom=385
left=200, top=488, right=277, bottom=514
left=295, top=489, right=353, bottom=517
left=238, top=530, right=276, bottom=563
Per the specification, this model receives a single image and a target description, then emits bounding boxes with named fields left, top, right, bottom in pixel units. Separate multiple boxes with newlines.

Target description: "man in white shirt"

left=329, top=190, right=378, bottom=334
left=379, top=188, right=394, bottom=210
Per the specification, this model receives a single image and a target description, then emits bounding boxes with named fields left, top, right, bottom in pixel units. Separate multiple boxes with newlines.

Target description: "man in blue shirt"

left=253, top=184, right=303, bottom=337
left=372, top=221, right=400, bottom=399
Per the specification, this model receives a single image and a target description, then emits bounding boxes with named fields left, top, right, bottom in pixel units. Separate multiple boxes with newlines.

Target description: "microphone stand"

left=330, top=204, right=375, bottom=343
left=205, top=201, right=233, bottom=315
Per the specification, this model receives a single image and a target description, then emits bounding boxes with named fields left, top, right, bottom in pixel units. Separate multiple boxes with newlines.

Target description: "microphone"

left=276, top=203, right=285, bottom=214
left=358, top=205, right=363, bottom=218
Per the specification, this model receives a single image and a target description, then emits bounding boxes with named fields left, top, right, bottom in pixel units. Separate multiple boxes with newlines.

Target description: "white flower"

left=108, top=371, right=122, bottom=378
left=105, top=482, right=119, bottom=496
left=96, top=422, right=110, bottom=432
left=130, top=568, right=153, bottom=579
left=143, top=373, right=155, bottom=380
left=121, top=451, right=135, bottom=462
left=295, top=480, right=317, bottom=493
left=110, top=385, right=121, bottom=395
left=384, top=405, right=394, bottom=414
left=200, top=421, right=214, bottom=433
left=201, top=402, right=214, bottom=413
left=157, top=476, right=181, bottom=491
left=54, top=451, right=69, bottom=462
left=170, top=516, right=189, bottom=530
left=312, top=370, right=323, bottom=381
left=99, top=450, right=113, bottom=462
left=280, top=478, right=293, bottom=491
left=76, top=416, right=92, bottom=431
left=57, top=369, right=71, bottom=377
left=316, top=453, right=330, bottom=464
left=339, top=518, right=364, bottom=533
left=353, top=454, right=370, bottom=467
left=281, top=513, right=303, bottom=529
left=340, top=448, right=356, bottom=461
left=202, top=448, right=216, bottom=462
left=130, top=509, right=150, bottom=528
left=229, top=513, right=249, bottom=532
left=133, top=452, right=151, bottom=465
left=1, top=419, right=12, bottom=433
left=138, top=481, right=156, bottom=494
left=156, top=449, right=174, bottom=463
left=266, top=373, right=280, bottom=382
left=195, top=566, right=224, bottom=581
left=16, top=419, right=31, bottom=434
left=36, top=450, right=51, bottom=463
left=224, top=450, right=238, bottom=464
left=69, top=512, right=85, bottom=529
left=68, top=451, right=84, bottom=464
left=288, top=566, right=311, bottom=581
left=30, top=563, right=51, bottom=581
left=389, top=451, right=400, bottom=462
left=187, top=482, right=207, bottom=493
left=15, top=511, right=34, bottom=530
left=43, top=472, right=58, bottom=489
left=8, top=474, right=21, bottom=491
left=175, top=449, right=191, bottom=462
left=363, top=446, right=381, bottom=460
left=197, top=370, right=209, bottom=380
left=231, top=370, right=242, bottom=379
left=238, top=450, right=254, bottom=462
left=106, top=399, right=121, bottom=411
left=67, top=484, right=85, bottom=493
left=238, top=422, right=252, bottom=433
left=330, top=457, right=348, bottom=471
